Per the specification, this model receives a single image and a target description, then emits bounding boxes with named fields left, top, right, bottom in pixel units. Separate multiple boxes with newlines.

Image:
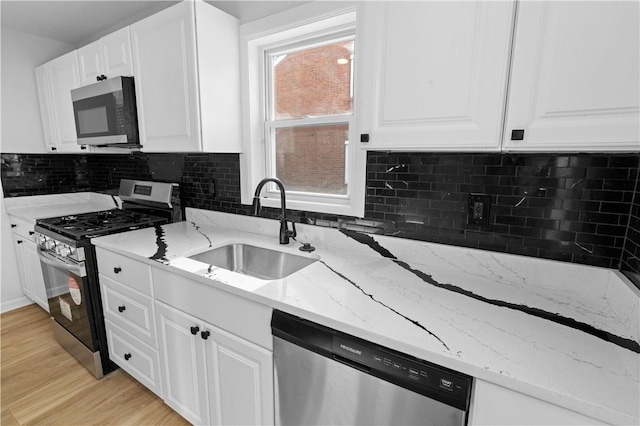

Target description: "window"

left=266, top=36, right=354, bottom=197
left=240, top=5, right=364, bottom=217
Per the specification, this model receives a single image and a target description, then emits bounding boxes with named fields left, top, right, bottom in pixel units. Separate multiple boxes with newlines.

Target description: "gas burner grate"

left=36, top=209, right=167, bottom=241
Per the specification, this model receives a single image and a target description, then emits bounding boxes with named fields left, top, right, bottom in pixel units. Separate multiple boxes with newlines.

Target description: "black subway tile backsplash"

left=1, top=154, right=90, bottom=196
left=1, top=151, right=639, bottom=287
left=365, top=152, right=639, bottom=272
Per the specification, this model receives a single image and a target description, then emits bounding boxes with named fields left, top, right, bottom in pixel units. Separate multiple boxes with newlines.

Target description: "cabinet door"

left=503, top=1, right=640, bottom=152
left=78, top=28, right=133, bottom=86
left=34, top=65, right=57, bottom=152
left=155, top=301, right=210, bottom=425
left=357, top=1, right=514, bottom=151
left=130, top=1, right=201, bottom=152
left=11, top=234, right=32, bottom=300
left=77, top=40, right=103, bottom=86
left=100, top=27, right=134, bottom=78
left=22, top=239, right=49, bottom=312
left=205, top=324, right=274, bottom=426
left=45, top=51, right=84, bottom=153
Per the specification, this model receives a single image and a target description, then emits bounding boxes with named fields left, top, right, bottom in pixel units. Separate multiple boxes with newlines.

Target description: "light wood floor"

left=1, top=304, right=190, bottom=425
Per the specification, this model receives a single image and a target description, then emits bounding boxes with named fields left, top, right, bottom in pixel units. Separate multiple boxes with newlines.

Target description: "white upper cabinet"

left=130, top=0, right=242, bottom=153
left=357, top=1, right=515, bottom=151
left=77, top=27, right=133, bottom=85
left=503, top=1, right=640, bottom=152
left=34, top=50, right=85, bottom=153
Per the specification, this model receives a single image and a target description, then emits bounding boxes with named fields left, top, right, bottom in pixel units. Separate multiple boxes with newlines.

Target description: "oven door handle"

left=38, top=251, right=87, bottom=277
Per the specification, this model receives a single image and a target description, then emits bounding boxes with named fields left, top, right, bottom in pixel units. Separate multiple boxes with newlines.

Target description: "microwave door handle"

left=38, top=251, right=86, bottom=277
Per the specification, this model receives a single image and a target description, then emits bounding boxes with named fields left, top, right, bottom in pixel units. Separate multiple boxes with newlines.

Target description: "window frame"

left=239, top=3, right=365, bottom=217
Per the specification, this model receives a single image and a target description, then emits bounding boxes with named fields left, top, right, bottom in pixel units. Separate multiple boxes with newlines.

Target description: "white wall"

left=1, top=27, right=74, bottom=153
left=1, top=29, right=73, bottom=312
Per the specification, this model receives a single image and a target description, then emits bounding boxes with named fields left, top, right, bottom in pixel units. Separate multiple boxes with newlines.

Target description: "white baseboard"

left=1, top=296, right=33, bottom=314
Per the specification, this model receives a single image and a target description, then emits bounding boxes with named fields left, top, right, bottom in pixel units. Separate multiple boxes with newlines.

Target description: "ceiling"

left=0, top=1, right=310, bottom=47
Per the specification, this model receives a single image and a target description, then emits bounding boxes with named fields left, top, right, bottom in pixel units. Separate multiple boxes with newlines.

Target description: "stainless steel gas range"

left=34, top=179, right=182, bottom=378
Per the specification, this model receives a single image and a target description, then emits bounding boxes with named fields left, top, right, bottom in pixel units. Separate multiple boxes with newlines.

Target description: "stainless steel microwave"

left=71, top=76, right=140, bottom=147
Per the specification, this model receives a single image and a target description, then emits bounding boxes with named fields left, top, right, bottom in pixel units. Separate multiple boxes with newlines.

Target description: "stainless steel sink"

left=188, top=244, right=317, bottom=280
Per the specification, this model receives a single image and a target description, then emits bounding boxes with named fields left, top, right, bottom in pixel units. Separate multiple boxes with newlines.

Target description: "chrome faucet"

left=252, top=177, right=296, bottom=244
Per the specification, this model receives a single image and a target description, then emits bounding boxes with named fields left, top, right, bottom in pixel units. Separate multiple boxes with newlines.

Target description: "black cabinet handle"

left=118, top=305, right=126, bottom=313
left=51, top=147, right=57, bottom=151
left=511, top=129, right=525, bottom=141
left=124, top=353, right=131, bottom=361
left=16, top=240, right=23, bottom=244
left=80, top=146, right=87, bottom=150
left=113, top=267, right=122, bottom=274
left=11, top=224, right=17, bottom=228
left=201, top=330, right=210, bottom=340
left=29, top=231, right=35, bottom=235
left=190, top=326, right=200, bottom=335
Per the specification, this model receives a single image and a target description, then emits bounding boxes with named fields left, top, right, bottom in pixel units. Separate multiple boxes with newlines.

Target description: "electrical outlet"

left=467, top=193, right=490, bottom=225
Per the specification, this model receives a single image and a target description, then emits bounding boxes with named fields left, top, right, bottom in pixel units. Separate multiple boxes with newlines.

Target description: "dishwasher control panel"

left=333, top=335, right=469, bottom=402
left=271, top=310, right=472, bottom=412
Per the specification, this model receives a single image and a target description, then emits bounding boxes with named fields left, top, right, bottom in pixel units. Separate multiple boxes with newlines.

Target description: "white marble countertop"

left=4, top=192, right=119, bottom=222
left=91, top=209, right=639, bottom=425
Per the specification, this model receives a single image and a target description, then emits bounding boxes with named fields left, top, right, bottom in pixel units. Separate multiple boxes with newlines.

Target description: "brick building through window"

left=271, top=39, right=354, bottom=195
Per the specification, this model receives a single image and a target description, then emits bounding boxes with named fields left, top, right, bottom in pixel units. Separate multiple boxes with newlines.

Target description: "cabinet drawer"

left=9, top=216, right=36, bottom=240
left=105, top=318, right=162, bottom=397
left=101, top=275, right=157, bottom=346
left=96, top=247, right=152, bottom=295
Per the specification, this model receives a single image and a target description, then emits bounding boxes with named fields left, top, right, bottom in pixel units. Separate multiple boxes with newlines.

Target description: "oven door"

left=38, top=250, right=98, bottom=351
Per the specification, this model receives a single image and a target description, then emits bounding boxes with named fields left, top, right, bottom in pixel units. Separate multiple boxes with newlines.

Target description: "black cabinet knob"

left=124, top=353, right=131, bottom=361
left=190, top=326, right=200, bottom=335
left=16, top=240, right=23, bottom=244
left=80, top=146, right=87, bottom=150
left=360, top=133, right=370, bottom=143
left=51, top=147, right=57, bottom=151
left=113, top=267, right=122, bottom=274
left=29, top=231, right=35, bottom=235
left=118, top=305, right=126, bottom=313
left=11, top=224, right=16, bottom=228
left=200, top=330, right=210, bottom=340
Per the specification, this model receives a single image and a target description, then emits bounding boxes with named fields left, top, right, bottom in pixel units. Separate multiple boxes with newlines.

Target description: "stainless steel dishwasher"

left=272, top=310, right=472, bottom=426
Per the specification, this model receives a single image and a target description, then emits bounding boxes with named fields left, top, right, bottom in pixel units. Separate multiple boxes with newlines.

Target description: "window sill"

left=249, top=195, right=364, bottom=218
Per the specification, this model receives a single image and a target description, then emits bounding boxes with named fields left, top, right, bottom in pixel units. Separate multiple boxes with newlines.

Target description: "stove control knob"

left=56, top=245, right=72, bottom=257
left=44, top=240, right=56, bottom=250
left=35, top=235, right=45, bottom=245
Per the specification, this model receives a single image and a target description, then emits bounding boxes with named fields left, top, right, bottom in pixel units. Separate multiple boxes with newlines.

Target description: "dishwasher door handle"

left=333, top=354, right=370, bottom=374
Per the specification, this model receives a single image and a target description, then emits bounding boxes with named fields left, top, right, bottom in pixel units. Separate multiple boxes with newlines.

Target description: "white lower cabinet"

left=98, top=251, right=162, bottom=397
left=469, top=379, right=605, bottom=425
left=206, top=323, right=273, bottom=426
left=10, top=216, right=48, bottom=311
left=155, top=300, right=273, bottom=426
left=155, top=301, right=210, bottom=425
left=96, top=248, right=275, bottom=425
left=105, top=318, right=163, bottom=396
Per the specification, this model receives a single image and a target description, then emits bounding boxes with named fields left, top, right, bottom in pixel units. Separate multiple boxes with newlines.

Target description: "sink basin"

left=188, top=244, right=317, bottom=280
